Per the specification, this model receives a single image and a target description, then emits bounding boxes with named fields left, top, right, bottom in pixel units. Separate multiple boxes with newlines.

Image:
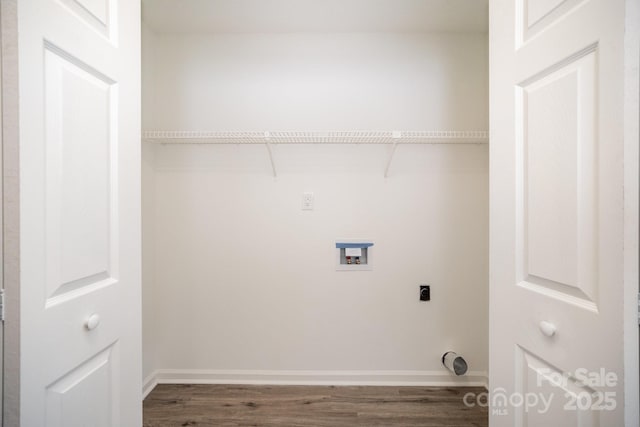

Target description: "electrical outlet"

left=302, top=192, right=314, bottom=210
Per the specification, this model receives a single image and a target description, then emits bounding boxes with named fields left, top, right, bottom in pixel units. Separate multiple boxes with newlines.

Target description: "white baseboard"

left=142, top=369, right=488, bottom=395
left=142, top=372, right=159, bottom=399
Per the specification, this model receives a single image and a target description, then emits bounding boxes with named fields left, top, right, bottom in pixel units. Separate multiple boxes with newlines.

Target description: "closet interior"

left=140, top=0, right=490, bottom=394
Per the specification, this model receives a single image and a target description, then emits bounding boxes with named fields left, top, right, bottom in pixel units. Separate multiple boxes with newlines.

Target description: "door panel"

left=517, top=47, right=598, bottom=308
left=17, top=0, right=140, bottom=424
left=58, top=0, right=114, bottom=40
left=490, top=0, right=626, bottom=425
left=515, top=347, right=599, bottom=426
left=46, top=344, right=116, bottom=427
left=44, top=44, right=116, bottom=302
left=519, top=0, right=587, bottom=43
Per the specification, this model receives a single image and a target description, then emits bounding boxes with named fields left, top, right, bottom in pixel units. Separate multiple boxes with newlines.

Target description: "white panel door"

left=17, top=0, right=141, bottom=424
left=490, top=0, right=628, bottom=426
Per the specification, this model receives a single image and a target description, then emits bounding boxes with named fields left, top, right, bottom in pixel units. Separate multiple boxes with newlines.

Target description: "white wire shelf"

left=142, top=130, right=489, bottom=145
left=142, top=130, right=489, bottom=178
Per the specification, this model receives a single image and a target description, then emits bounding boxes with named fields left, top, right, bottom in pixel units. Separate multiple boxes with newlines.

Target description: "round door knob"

left=539, top=320, right=557, bottom=337
left=85, top=314, right=101, bottom=331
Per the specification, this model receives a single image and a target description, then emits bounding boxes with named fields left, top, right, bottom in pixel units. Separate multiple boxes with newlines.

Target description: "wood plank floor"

left=143, top=384, right=488, bottom=427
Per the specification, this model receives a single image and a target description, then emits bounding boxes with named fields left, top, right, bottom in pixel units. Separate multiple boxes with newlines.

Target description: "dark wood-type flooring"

left=143, top=384, right=488, bottom=427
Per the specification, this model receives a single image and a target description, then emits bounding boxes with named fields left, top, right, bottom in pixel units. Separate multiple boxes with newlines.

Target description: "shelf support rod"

left=264, top=132, right=277, bottom=177
left=384, top=131, right=402, bottom=178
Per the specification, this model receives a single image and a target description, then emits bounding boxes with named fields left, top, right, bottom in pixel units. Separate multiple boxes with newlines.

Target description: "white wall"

left=150, top=32, right=488, bottom=131
left=142, top=30, right=489, bottom=387
left=141, top=140, right=156, bottom=384
left=141, top=24, right=158, bottom=383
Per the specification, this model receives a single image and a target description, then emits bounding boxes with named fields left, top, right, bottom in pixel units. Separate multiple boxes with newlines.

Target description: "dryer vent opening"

left=442, top=351, right=468, bottom=376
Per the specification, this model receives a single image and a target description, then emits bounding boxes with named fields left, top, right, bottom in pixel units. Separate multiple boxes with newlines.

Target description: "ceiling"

left=142, top=0, right=489, bottom=34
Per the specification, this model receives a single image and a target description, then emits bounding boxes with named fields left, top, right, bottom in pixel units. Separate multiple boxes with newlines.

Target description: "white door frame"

left=0, top=0, right=18, bottom=425
left=0, top=4, right=4, bottom=425
left=623, top=0, right=640, bottom=423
